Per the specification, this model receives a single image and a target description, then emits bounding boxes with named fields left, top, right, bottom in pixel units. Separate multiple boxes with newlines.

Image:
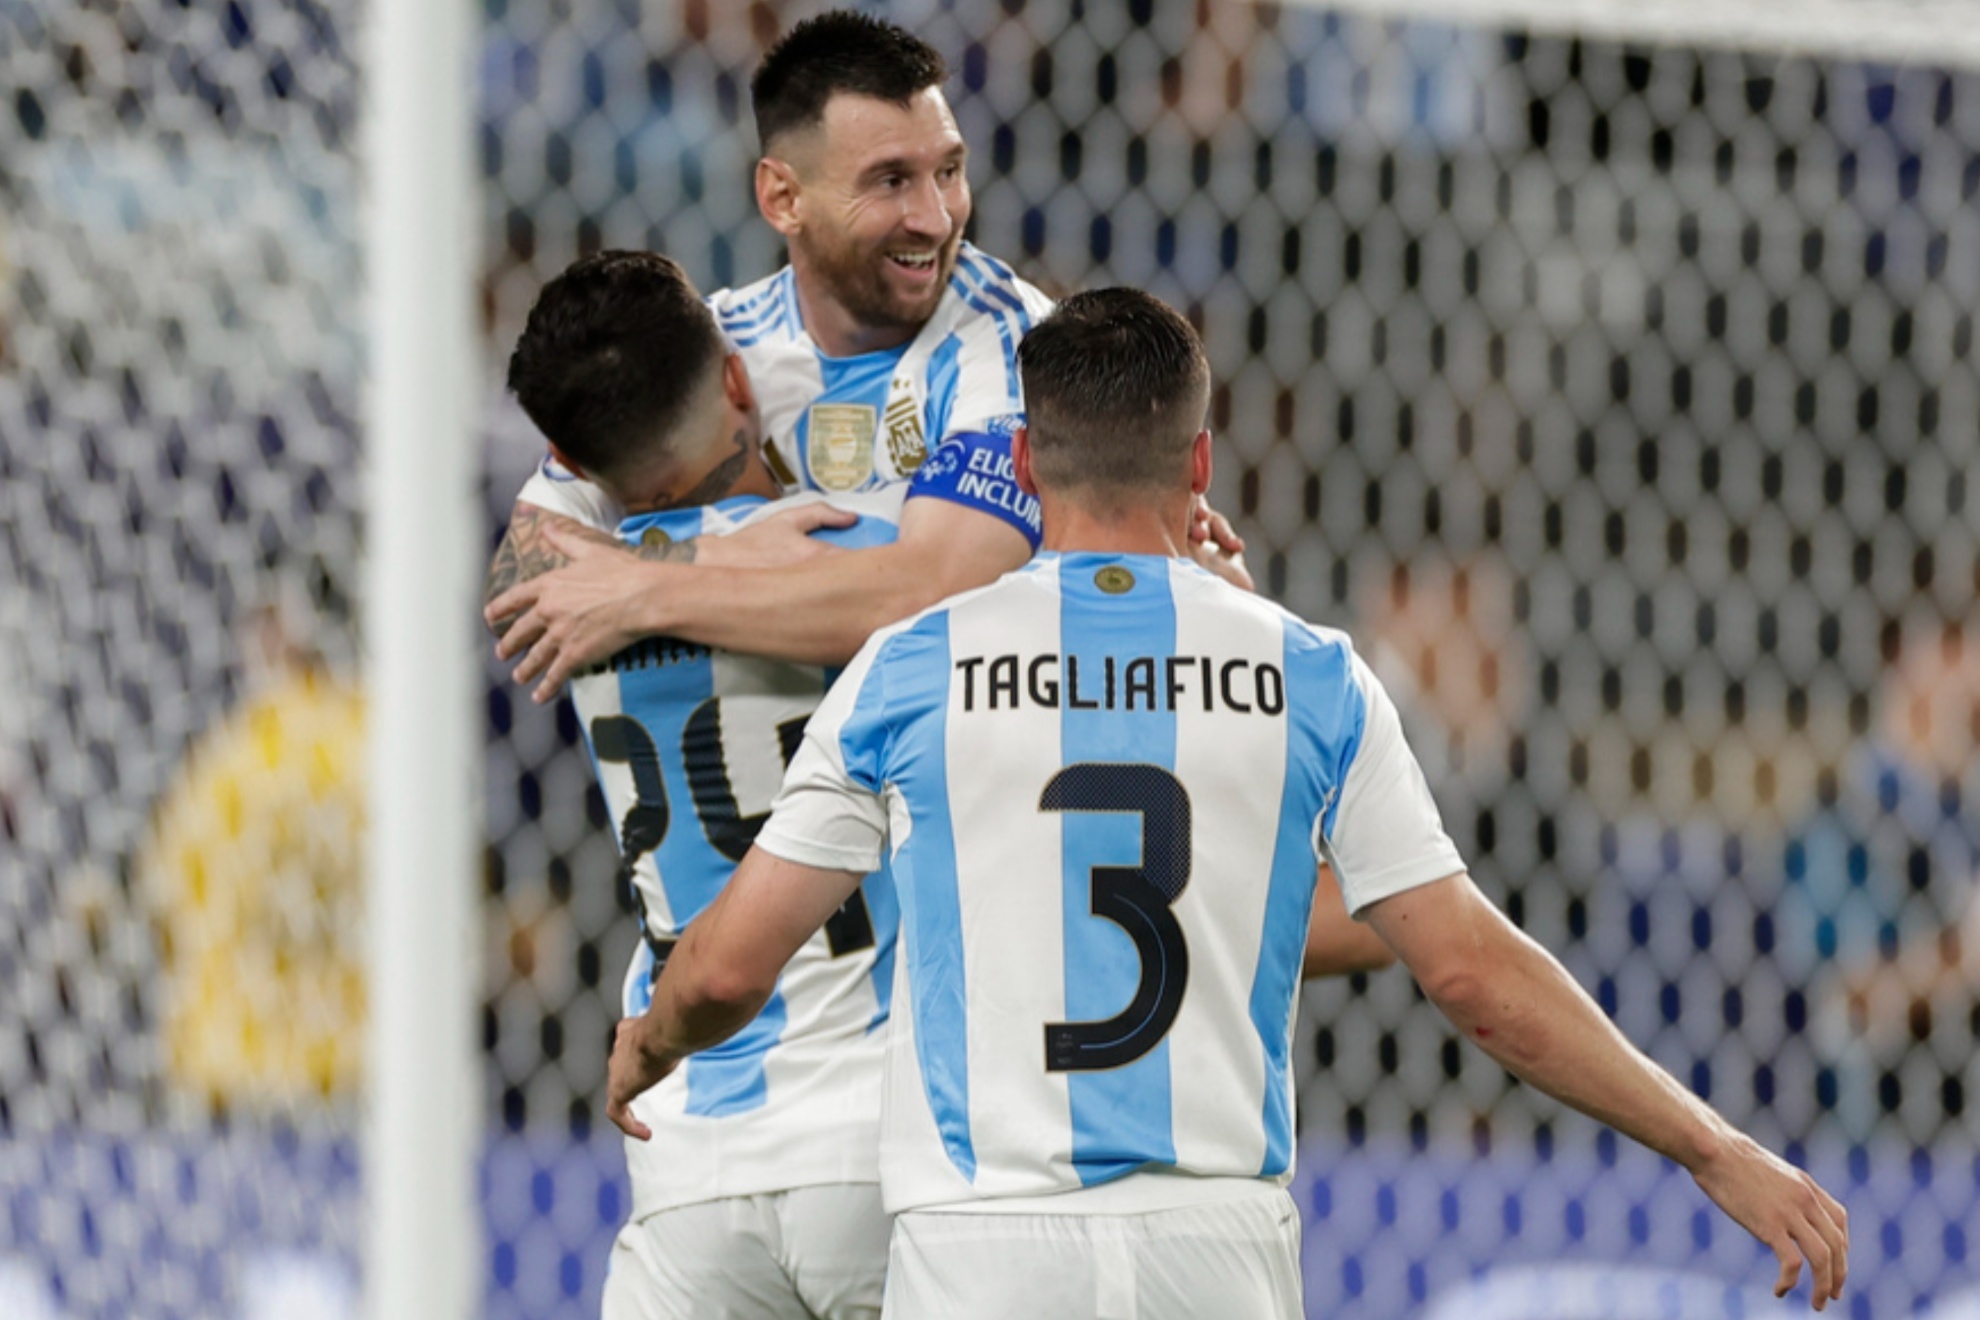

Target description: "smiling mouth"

left=887, top=252, right=939, bottom=274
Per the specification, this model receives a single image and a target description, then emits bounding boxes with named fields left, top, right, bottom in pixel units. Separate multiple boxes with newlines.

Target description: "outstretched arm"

left=1365, top=873, right=1849, bottom=1311
left=484, top=498, right=854, bottom=619
left=606, top=846, right=864, bottom=1140
left=489, top=497, right=1032, bottom=698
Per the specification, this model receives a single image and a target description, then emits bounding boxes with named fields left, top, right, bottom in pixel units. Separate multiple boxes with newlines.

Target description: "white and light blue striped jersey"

left=517, top=243, right=1054, bottom=546
left=570, top=488, right=902, bottom=1216
left=755, top=553, right=1465, bottom=1215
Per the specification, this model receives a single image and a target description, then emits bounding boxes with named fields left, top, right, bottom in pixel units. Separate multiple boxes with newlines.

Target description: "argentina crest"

left=805, top=403, right=877, bottom=491
left=882, top=374, right=927, bottom=476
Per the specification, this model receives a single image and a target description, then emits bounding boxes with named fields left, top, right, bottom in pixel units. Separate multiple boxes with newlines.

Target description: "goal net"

left=4, top=1, right=1975, bottom=1316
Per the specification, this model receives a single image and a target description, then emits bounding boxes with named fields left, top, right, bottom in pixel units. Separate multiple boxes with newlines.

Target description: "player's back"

left=813, top=551, right=1379, bottom=1213
left=570, top=490, right=901, bottom=1214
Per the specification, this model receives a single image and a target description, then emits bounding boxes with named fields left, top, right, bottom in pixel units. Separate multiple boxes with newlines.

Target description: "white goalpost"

left=362, top=2, right=480, bottom=1318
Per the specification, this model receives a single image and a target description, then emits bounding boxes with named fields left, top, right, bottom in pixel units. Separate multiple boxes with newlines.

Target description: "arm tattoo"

left=484, top=425, right=751, bottom=602
left=483, top=504, right=571, bottom=605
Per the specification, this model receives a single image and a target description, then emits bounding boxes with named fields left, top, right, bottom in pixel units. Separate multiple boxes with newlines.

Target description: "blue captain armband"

left=906, top=427, right=1043, bottom=550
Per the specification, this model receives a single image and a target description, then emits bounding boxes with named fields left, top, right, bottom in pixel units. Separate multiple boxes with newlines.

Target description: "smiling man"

left=488, top=11, right=1249, bottom=690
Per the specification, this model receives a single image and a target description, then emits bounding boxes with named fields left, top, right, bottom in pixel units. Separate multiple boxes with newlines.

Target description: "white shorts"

left=601, top=1183, right=888, bottom=1320
left=883, top=1186, right=1302, bottom=1320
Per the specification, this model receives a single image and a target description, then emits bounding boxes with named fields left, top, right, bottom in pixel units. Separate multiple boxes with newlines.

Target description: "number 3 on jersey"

left=590, top=701, right=875, bottom=957
left=1040, top=762, right=1192, bottom=1072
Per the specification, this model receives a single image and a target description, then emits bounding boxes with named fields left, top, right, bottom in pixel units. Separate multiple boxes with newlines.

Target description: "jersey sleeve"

left=905, top=428, right=1042, bottom=549
left=515, top=454, right=622, bottom=532
left=753, top=633, right=893, bottom=874
left=938, top=256, right=1054, bottom=438
left=1320, top=651, right=1468, bottom=914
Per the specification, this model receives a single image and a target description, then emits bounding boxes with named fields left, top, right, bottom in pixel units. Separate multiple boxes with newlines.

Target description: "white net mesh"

left=7, top=0, right=1979, bottom=1316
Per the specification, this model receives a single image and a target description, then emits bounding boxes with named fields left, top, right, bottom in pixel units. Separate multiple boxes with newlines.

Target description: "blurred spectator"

left=1780, top=615, right=1980, bottom=1131
left=138, top=562, right=366, bottom=1109
left=1357, top=553, right=1529, bottom=809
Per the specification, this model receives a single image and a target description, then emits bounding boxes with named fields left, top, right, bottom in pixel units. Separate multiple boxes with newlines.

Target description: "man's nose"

left=901, top=175, right=950, bottom=236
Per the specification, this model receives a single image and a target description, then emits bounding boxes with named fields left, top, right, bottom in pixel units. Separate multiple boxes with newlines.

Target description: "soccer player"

left=485, top=10, right=1248, bottom=695
left=507, top=249, right=903, bottom=1319
left=605, top=289, right=1850, bottom=1318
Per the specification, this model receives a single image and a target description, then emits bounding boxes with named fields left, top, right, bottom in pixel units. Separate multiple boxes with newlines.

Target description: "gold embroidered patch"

left=806, top=404, right=877, bottom=491
left=1094, top=566, right=1136, bottom=594
left=883, top=386, right=927, bottom=475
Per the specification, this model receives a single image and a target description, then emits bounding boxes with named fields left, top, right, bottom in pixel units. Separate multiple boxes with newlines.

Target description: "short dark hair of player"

left=1017, top=288, right=1211, bottom=498
left=506, top=250, right=724, bottom=488
left=750, top=11, right=948, bottom=152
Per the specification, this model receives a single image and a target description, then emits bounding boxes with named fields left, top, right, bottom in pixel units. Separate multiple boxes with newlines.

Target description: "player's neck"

left=1039, top=499, right=1192, bottom=558
left=790, top=267, right=916, bottom=359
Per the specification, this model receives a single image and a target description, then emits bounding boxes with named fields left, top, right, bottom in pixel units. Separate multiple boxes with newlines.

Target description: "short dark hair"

left=751, top=11, right=948, bottom=151
left=1016, top=288, right=1211, bottom=496
left=506, top=251, right=724, bottom=485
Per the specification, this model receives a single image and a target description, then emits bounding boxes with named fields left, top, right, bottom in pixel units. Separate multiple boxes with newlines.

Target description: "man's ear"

left=548, top=441, right=589, bottom=481
left=1190, top=430, right=1213, bottom=496
left=755, top=156, right=803, bottom=238
left=1012, top=425, right=1039, bottom=496
left=721, top=353, right=756, bottom=416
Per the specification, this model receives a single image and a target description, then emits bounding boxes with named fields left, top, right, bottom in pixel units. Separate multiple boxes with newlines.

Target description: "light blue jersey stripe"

left=716, top=271, right=793, bottom=344
left=923, top=334, right=965, bottom=440
left=686, top=992, right=790, bottom=1117
left=1057, top=553, right=1179, bottom=1184
left=847, top=615, right=976, bottom=1179
left=862, top=863, right=900, bottom=1033
left=960, top=251, right=1036, bottom=322
left=1251, top=621, right=1364, bottom=1172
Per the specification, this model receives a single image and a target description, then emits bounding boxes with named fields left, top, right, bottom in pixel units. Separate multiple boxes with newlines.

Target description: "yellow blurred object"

left=142, top=670, right=367, bottom=1105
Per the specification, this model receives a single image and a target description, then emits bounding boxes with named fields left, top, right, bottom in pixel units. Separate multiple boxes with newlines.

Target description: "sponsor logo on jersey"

left=916, top=444, right=963, bottom=481
left=806, top=403, right=877, bottom=491
left=883, top=379, right=927, bottom=474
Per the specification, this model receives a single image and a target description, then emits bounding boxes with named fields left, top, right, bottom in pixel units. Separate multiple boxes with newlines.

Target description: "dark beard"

left=801, top=233, right=955, bottom=339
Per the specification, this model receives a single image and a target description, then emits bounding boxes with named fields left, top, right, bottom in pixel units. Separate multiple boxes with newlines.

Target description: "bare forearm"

left=641, top=504, right=1030, bottom=665
left=1371, top=877, right=1726, bottom=1169
left=1427, top=919, right=1724, bottom=1169
left=643, top=924, right=773, bottom=1062
left=636, top=545, right=952, bottom=666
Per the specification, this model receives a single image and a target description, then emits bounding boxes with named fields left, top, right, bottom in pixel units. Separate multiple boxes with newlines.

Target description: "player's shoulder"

left=706, top=266, right=800, bottom=348
left=938, top=244, right=1056, bottom=330
left=1172, top=564, right=1363, bottom=662
left=735, top=487, right=906, bottom=548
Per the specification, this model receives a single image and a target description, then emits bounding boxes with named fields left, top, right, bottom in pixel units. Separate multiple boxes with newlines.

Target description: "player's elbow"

left=689, top=960, right=778, bottom=1019
left=1416, top=960, right=1496, bottom=1020
left=1414, top=955, right=1552, bottom=1071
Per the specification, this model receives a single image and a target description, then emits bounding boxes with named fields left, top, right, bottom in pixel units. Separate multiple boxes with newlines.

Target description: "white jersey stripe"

left=943, top=562, right=1073, bottom=1199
